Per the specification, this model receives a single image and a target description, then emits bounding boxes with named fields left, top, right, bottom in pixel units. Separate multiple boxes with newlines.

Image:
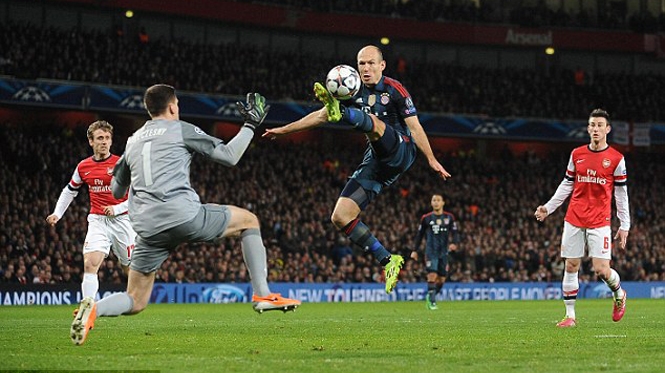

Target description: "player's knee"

left=83, top=262, right=98, bottom=273
left=330, top=212, right=347, bottom=230
left=564, top=260, right=580, bottom=272
left=83, top=254, right=103, bottom=273
left=594, top=266, right=610, bottom=280
left=245, top=211, right=260, bottom=229
left=234, top=208, right=259, bottom=230
left=332, top=208, right=359, bottom=231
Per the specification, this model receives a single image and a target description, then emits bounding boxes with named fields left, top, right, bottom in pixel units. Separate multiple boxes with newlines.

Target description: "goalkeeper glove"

left=236, top=92, right=270, bottom=131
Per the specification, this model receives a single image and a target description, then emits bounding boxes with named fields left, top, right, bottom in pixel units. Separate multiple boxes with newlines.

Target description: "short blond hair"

left=87, top=120, right=113, bottom=140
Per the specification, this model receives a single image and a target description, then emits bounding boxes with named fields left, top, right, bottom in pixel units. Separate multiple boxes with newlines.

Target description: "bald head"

left=357, top=45, right=386, bottom=86
left=357, top=45, right=384, bottom=62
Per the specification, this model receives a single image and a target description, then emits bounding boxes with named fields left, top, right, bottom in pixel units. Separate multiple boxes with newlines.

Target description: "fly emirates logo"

left=578, top=169, right=607, bottom=185
left=90, top=178, right=112, bottom=193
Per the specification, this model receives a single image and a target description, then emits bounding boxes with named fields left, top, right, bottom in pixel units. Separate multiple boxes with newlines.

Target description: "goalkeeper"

left=71, top=84, right=300, bottom=346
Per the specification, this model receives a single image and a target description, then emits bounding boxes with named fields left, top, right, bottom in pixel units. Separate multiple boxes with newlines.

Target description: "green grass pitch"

left=1, top=299, right=664, bottom=373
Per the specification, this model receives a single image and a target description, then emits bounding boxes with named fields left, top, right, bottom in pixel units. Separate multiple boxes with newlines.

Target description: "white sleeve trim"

left=614, top=184, right=630, bottom=230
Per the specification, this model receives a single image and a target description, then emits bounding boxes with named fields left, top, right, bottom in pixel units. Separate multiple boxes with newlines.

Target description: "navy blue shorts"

left=349, top=129, right=417, bottom=198
left=426, top=252, right=449, bottom=276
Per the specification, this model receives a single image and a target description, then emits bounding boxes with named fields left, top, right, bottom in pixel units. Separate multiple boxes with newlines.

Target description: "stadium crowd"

left=1, top=3, right=664, bottom=287
left=1, top=121, right=663, bottom=287
left=248, top=0, right=664, bottom=33
left=2, top=21, right=665, bottom=122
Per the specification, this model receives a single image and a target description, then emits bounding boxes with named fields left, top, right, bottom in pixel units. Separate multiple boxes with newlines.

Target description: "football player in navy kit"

left=265, top=45, right=450, bottom=294
left=410, top=194, right=459, bottom=310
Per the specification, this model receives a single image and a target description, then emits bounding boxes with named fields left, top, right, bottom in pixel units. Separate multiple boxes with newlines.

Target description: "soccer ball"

left=325, top=64, right=361, bottom=100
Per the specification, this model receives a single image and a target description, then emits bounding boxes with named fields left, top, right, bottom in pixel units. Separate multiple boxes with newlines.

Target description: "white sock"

left=562, top=271, right=579, bottom=319
left=81, top=273, right=99, bottom=300
left=605, top=268, right=624, bottom=300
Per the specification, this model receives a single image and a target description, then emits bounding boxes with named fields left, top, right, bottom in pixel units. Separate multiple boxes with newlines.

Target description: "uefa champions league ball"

left=325, top=64, right=361, bottom=100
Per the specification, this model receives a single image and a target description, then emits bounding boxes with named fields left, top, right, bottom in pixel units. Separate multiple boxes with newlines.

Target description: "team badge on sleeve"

left=404, top=97, right=416, bottom=115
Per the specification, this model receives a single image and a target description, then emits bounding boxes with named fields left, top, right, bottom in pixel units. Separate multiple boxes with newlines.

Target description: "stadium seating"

left=1, top=122, right=663, bottom=285
left=1, top=3, right=664, bottom=285
left=2, top=21, right=665, bottom=122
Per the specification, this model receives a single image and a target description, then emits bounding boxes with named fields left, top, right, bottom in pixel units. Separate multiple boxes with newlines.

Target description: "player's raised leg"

left=313, top=82, right=342, bottom=122
left=315, top=81, right=383, bottom=136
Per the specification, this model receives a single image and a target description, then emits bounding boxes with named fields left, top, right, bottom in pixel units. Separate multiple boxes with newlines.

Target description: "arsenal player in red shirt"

left=46, top=121, right=135, bottom=302
left=535, top=109, right=629, bottom=328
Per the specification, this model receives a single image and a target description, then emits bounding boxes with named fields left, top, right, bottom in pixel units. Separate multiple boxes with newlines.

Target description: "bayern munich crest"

left=380, top=93, right=390, bottom=105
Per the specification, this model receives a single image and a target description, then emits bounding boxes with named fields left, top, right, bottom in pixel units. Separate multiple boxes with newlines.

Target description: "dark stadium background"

left=1, top=0, right=664, bottom=297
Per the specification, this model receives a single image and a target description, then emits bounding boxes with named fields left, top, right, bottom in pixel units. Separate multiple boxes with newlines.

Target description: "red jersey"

left=563, top=145, right=627, bottom=228
left=69, top=155, right=127, bottom=215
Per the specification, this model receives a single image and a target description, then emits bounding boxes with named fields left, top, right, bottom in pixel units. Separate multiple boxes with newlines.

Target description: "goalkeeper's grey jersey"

left=113, top=118, right=254, bottom=237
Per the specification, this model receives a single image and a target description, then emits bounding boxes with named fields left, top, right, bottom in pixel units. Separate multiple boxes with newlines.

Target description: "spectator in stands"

left=3, top=21, right=665, bottom=122
left=1, top=120, right=664, bottom=292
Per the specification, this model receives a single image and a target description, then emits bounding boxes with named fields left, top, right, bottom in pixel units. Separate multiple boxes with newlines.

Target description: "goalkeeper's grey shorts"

left=130, top=204, right=231, bottom=273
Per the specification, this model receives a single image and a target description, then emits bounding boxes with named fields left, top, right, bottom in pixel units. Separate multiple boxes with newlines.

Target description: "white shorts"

left=83, top=214, right=136, bottom=266
left=561, top=221, right=612, bottom=260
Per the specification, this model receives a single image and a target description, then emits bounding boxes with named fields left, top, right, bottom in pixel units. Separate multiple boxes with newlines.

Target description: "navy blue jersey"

left=351, top=75, right=417, bottom=138
left=345, top=75, right=419, bottom=198
left=414, top=211, right=459, bottom=255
